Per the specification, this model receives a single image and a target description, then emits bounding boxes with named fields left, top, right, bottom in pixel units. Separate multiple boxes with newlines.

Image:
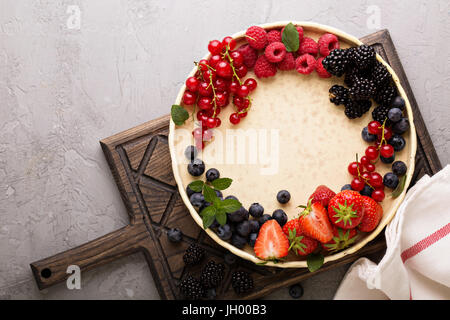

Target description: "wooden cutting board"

left=30, top=30, right=442, bottom=300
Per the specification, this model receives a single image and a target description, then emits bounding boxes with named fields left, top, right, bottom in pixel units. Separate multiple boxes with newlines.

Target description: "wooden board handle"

left=30, top=222, right=149, bottom=290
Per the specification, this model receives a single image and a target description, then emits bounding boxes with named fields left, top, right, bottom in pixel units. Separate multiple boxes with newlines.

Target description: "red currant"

left=208, top=40, right=223, bottom=55
left=192, top=127, right=203, bottom=139
left=198, top=97, right=213, bottom=110
left=203, top=129, right=214, bottom=141
left=360, top=156, right=370, bottom=166
left=351, top=177, right=365, bottom=191
left=371, top=189, right=385, bottom=202
left=382, top=127, right=393, bottom=141
left=214, top=78, right=228, bottom=92
left=214, top=107, right=221, bottom=115
left=369, top=172, right=383, bottom=188
left=208, top=54, right=222, bottom=68
left=244, top=78, right=257, bottom=91
left=368, top=121, right=382, bottom=135
left=238, top=112, right=247, bottom=118
left=214, top=117, right=221, bottom=128
left=235, top=65, right=248, bottom=78
left=365, top=163, right=376, bottom=173
left=198, top=82, right=213, bottom=97
left=216, top=61, right=233, bottom=79
left=380, top=144, right=394, bottom=158
left=229, top=81, right=239, bottom=93
left=195, top=140, right=205, bottom=151
left=222, top=36, right=236, bottom=50
left=202, top=69, right=216, bottom=82
left=361, top=171, right=371, bottom=181
left=237, top=85, right=250, bottom=98
left=198, top=59, right=209, bottom=72
left=215, top=92, right=228, bottom=107
left=206, top=117, right=217, bottom=129
left=229, top=51, right=243, bottom=68
left=185, top=77, right=200, bottom=92
left=365, top=146, right=379, bottom=160
left=182, top=91, right=196, bottom=105
left=230, top=113, right=241, bottom=125
left=348, top=162, right=361, bottom=176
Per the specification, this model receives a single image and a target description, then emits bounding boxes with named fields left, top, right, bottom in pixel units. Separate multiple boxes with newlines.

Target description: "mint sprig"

left=282, top=22, right=300, bottom=53
left=171, top=104, right=189, bottom=125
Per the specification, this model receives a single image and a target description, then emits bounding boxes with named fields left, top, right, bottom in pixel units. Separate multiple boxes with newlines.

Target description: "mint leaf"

left=211, top=178, right=233, bottom=190
left=188, top=180, right=204, bottom=193
left=307, top=253, right=324, bottom=272
left=392, top=175, right=407, bottom=198
left=282, top=22, right=300, bottom=52
left=201, top=206, right=216, bottom=229
left=200, top=205, right=216, bottom=217
left=219, top=199, right=242, bottom=213
left=203, top=184, right=217, bottom=203
left=215, top=209, right=227, bottom=226
left=171, top=105, right=189, bottom=125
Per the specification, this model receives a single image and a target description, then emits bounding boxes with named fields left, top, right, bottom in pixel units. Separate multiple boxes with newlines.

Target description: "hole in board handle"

left=41, top=268, right=52, bottom=279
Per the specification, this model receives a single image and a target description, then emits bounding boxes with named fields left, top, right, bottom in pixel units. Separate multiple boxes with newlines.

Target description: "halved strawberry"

left=254, top=219, right=289, bottom=260
left=298, top=200, right=333, bottom=243
left=309, top=185, right=336, bottom=208
left=358, top=196, right=383, bottom=232
left=282, top=218, right=302, bottom=236
left=322, top=225, right=358, bottom=252
left=328, top=190, right=364, bottom=229
left=287, top=228, right=318, bottom=256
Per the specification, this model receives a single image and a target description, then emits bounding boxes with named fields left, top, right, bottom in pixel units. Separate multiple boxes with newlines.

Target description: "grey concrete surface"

left=0, top=0, right=449, bottom=300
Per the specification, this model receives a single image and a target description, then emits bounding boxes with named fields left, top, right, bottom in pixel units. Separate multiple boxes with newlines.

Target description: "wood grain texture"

left=30, top=30, right=442, bottom=299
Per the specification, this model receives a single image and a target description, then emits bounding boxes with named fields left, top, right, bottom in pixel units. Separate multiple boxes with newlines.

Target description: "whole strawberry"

left=298, top=200, right=333, bottom=243
left=328, top=190, right=364, bottom=229
left=358, top=196, right=383, bottom=232
left=322, top=226, right=358, bottom=253
left=309, top=185, right=336, bottom=208
left=287, top=228, right=318, bottom=256
left=282, top=218, right=302, bottom=237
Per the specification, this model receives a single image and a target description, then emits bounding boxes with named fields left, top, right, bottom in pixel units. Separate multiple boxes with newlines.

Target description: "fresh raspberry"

left=264, top=42, right=286, bottom=63
left=315, top=57, right=331, bottom=78
left=318, top=33, right=340, bottom=57
left=245, top=26, right=268, bottom=50
left=277, top=52, right=295, bottom=71
left=254, top=55, right=277, bottom=78
left=298, top=37, right=319, bottom=56
left=236, top=44, right=258, bottom=69
left=267, top=30, right=282, bottom=43
left=295, top=54, right=317, bottom=75
left=281, top=25, right=304, bottom=43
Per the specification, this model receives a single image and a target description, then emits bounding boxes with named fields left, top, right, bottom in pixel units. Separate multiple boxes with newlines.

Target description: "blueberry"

left=258, top=214, right=273, bottom=226
left=231, top=234, right=247, bottom=249
left=215, top=190, right=223, bottom=200
left=236, top=220, right=251, bottom=237
left=217, top=224, right=232, bottom=241
left=388, top=108, right=403, bottom=123
left=187, top=159, right=205, bottom=176
left=210, top=219, right=220, bottom=229
left=391, top=96, right=405, bottom=110
left=388, top=134, right=406, bottom=152
left=360, top=185, right=373, bottom=197
left=249, top=220, right=260, bottom=233
left=225, top=195, right=239, bottom=201
left=228, top=207, right=249, bottom=223
left=248, top=233, right=258, bottom=247
left=184, top=145, right=198, bottom=161
left=277, top=190, right=291, bottom=204
left=289, top=284, right=304, bottom=299
left=249, top=203, right=264, bottom=218
left=189, top=193, right=205, bottom=207
left=186, top=185, right=196, bottom=198
left=380, top=154, right=395, bottom=164
left=392, top=118, right=410, bottom=135
left=383, top=172, right=399, bottom=189
left=167, top=228, right=182, bottom=243
left=272, top=209, right=288, bottom=227
left=205, top=168, right=220, bottom=182
left=199, top=201, right=212, bottom=213
left=361, top=127, right=377, bottom=143
left=341, top=184, right=353, bottom=191
left=392, top=161, right=407, bottom=177
left=224, top=252, right=238, bottom=265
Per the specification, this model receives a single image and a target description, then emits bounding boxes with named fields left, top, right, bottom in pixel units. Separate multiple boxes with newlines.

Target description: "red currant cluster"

left=182, top=36, right=258, bottom=150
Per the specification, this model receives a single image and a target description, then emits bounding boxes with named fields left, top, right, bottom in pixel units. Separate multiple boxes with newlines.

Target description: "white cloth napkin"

left=334, top=165, right=450, bottom=300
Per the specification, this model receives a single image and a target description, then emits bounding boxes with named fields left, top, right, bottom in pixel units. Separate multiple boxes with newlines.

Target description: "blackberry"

left=200, top=260, right=225, bottom=289
left=350, top=45, right=376, bottom=70
left=231, top=271, right=254, bottom=294
left=183, top=243, right=205, bottom=266
left=344, top=99, right=372, bottom=119
left=371, top=61, right=392, bottom=88
left=322, top=49, right=350, bottom=77
left=329, top=85, right=349, bottom=106
left=349, top=77, right=376, bottom=100
left=374, top=83, right=397, bottom=105
left=372, top=105, right=392, bottom=124
left=179, top=275, right=204, bottom=300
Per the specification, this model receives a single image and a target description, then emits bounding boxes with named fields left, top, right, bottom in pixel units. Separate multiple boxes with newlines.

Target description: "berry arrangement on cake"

left=170, top=22, right=414, bottom=270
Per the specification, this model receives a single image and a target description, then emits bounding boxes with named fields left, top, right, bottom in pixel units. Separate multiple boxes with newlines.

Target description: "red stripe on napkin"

left=401, top=222, right=450, bottom=263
